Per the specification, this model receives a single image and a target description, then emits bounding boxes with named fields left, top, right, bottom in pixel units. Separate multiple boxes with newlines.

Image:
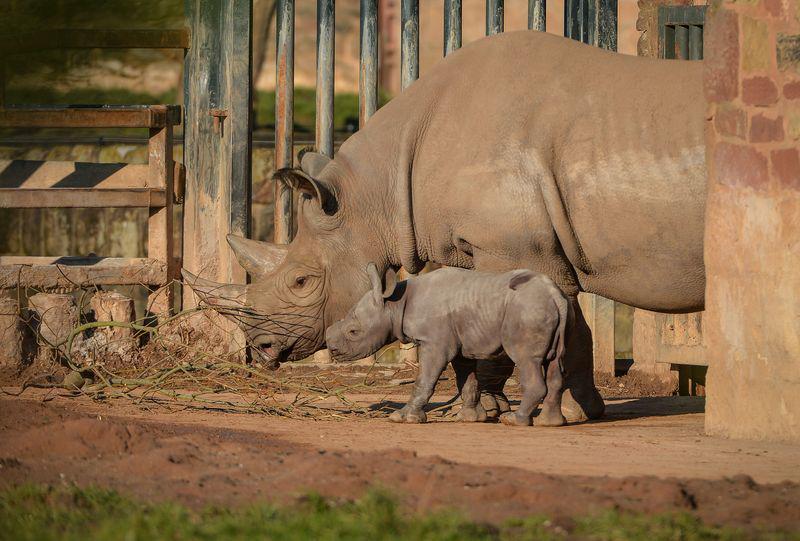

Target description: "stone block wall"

left=704, top=0, right=800, bottom=441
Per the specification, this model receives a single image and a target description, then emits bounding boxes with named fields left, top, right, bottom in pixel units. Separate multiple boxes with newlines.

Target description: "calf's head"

left=183, top=152, right=393, bottom=367
left=325, top=263, right=398, bottom=362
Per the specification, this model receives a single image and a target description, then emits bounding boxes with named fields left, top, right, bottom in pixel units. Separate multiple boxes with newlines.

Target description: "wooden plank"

left=0, top=161, right=149, bottom=189
left=0, top=257, right=167, bottom=289
left=0, top=105, right=181, bottom=128
left=444, top=0, right=462, bottom=56
left=0, top=29, right=190, bottom=54
left=146, top=124, right=176, bottom=314
left=578, top=293, right=616, bottom=375
left=0, top=188, right=166, bottom=208
left=182, top=0, right=251, bottom=307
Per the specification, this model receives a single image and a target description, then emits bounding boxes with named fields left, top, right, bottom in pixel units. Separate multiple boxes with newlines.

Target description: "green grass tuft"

left=0, top=484, right=796, bottom=541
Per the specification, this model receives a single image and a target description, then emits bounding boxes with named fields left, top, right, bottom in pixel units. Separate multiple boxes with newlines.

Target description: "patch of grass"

left=0, top=484, right=795, bottom=541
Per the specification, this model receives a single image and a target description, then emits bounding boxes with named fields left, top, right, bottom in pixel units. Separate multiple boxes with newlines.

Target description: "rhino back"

left=339, top=31, right=706, bottom=312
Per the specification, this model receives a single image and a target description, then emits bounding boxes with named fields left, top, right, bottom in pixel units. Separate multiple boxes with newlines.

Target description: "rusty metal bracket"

left=173, top=162, right=186, bottom=203
left=209, top=108, right=228, bottom=137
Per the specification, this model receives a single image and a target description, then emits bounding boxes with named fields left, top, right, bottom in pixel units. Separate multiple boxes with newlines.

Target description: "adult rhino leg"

left=559, top=296, right=605, bottom=422
left=452, top=356, right=487, bottom=422
left=476, top=357, right=513, bottom=420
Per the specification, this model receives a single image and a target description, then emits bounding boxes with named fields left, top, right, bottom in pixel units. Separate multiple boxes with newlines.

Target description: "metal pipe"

left=596, top=0, right=618, bottom=51
left=359, top=0, right=378, bottom=127
left=274, top=0, right=294, bottom=244
left=688, top=24, right=702, bottom=60
left=486, top=0, right=504, bottom=36
left=675, top=24, right=689, bottom=59
left=316, top=0, right=335, bottom=157
left=528, top=0, right=546, bottom=31
left=444, top=0, right=462, bottom=56
left=401, top=0, right=419, bottom=90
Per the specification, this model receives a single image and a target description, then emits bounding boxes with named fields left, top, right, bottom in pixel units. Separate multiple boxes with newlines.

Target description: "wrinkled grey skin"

left=326, top=265, right=571, bottom=427
left=184, top=31, right=706, bottom=424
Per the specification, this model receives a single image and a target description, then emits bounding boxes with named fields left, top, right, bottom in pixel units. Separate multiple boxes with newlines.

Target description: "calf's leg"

left=536, top=358, right=567, bottom=427
left=452, top=356, right=487, bottom=422
left=389, top=344, right=450, bottom=424
left=476, top=357, right=513, bottom=419
left=499, top=359, right=547, bottom=427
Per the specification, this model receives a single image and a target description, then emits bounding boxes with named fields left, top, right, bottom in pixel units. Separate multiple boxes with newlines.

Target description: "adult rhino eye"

left=294, top=276, right=307, bottom=287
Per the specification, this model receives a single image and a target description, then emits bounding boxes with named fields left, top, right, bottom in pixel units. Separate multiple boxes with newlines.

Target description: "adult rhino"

left=185, top=30, right=705, bottom=422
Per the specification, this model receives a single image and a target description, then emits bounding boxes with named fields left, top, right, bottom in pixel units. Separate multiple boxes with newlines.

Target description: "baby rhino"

left=325, top=264, right=571, bottom=427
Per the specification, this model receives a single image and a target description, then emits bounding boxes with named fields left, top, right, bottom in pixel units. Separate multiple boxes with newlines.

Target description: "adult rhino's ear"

left=366, top=263, right=383, bottom=303
left=226, top=235, right=288, bottom=276
left=182, top=269, right=247, bottom=308
left=382, top=268, right=398, bottom=299
left=298, top=148, right=332, bottom=177
left=273, top=168, right=338, bottom=215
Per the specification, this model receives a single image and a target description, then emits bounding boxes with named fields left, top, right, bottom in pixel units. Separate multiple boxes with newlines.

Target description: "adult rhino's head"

left=183, top=150, right=410, bottom=367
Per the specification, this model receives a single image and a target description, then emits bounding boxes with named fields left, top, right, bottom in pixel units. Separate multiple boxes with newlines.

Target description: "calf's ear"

left=273, top=168, right=338, bottom=215
left=382, top=268, right=398, bottom=299
left=367, top=263, right=383, bottom=303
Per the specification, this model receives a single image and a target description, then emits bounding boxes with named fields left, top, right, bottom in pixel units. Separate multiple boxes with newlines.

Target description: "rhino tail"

left=549, top=295, right=572, bottom=373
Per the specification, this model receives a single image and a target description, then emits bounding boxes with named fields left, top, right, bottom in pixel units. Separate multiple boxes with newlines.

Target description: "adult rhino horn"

left=273, top=168, right=338, bottom=215
left=181, top=269, right=247, bottom=308
left=226, top=235, right=288, bottom=276
left=298, top=148, right=332, bottom=177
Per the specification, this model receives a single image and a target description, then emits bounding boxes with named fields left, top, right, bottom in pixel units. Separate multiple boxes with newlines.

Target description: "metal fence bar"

left=274, top=0, right=294, bottom=244
left=316, top=0, right=335, bottom=157
left=528, top=0, right=546, bottom=31
left=688, top=24, right=702, bottom=60
left=444, top=0, right=462, bottom=56
left=486, top=0, right=504, bottom=36
left=359, top=0, right=378, bottom=127
left=675, top=24, right=689, bottom=59
left=401, top=0, right=419, bottom=90
left=596, top=0, right=618, bottom=51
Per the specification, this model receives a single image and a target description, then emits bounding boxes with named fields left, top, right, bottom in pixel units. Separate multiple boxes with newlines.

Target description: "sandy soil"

left=1, top=389, right=799, bottom=530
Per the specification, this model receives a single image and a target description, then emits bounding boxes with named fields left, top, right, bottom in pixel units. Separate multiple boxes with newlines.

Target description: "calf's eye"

left=295, top=276, right=307, bottom=287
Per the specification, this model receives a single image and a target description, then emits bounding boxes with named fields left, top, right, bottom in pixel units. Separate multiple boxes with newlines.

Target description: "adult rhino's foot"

left=480, top=391, right=511, bottom=420
left=561, top=386, right=605, bottom=423
left=535, top=406, right=567, bottom=427
left=388, top=406, right=427, bottom=424
left=499, top=411, right=532, bottom=427
left=456, top=403, right=488, bottom=423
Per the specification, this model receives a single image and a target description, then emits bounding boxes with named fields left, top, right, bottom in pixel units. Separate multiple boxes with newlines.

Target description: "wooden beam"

left=0, top=161, right=149, bottom=189
left=0, top=105, right=181, bottom=129
left=0, top=188, right=166, bottom=208
left=0, top=257, right=167, bottom=289
left=0, top=29, right=190, bottom=54
left=578, top=293, right=616, bottom=375
left=182, top=0, right=252, bottom=307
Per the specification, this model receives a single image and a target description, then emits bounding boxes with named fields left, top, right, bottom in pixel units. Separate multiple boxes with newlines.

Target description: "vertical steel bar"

left=274, top=0, right=294, bottom=244
left=688, top=24, right=702, bottom=59
left=528, top=0, right=546, bottom=31
left=564, top=0, right=580, bottom=40
left=675, top=24, right=689, bottom=59
left=401, top=0, right=419, bottom=90
left=444, top=0, right=462, bottom=56
left=596, top=0, right=617, bottom=50
left=486, top=0, right=504, bottom=36
left=359, top=0, right=378, bottom=127
left=316, top=0, right=335, bottom=157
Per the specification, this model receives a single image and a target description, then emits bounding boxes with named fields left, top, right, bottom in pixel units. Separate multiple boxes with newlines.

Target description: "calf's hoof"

left=480, top=392, right=511, bottom=420
left=561, top=387, right=605, bottom=423
left=456, top=404, right=488, bottom=423
left=389, top=407, right=427, bottom=424
left=499, top=411, right=532, bottom=427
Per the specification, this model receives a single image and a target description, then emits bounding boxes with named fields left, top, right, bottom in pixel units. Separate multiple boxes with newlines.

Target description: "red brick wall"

left=704, top=0, right=800, bottom=441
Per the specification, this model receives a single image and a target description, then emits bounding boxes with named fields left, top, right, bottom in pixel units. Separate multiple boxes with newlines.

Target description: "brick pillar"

left=704, top=0, right=800, bottom=442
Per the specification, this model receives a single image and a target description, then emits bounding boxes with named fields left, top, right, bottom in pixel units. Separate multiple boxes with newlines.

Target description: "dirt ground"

left=2, top=372, right=799, bottom=531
